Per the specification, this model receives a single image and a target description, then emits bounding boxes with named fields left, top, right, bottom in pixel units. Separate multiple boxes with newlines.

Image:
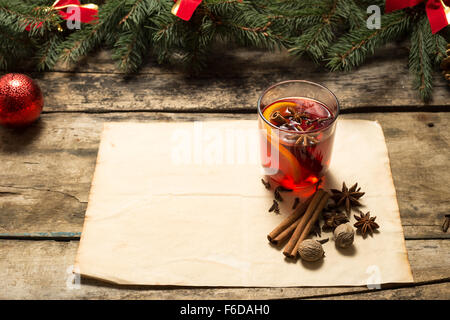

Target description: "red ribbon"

left=26, top=0, right=98, bottom=31
left=171, top=0, right=203, bottom=21
left=385, top=0, right=450, bottom=33
left=171, top=0, right=242, bottom=21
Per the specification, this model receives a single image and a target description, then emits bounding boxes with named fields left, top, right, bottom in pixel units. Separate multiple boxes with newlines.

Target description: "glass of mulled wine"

left=258, top=80, right=340, bottom=189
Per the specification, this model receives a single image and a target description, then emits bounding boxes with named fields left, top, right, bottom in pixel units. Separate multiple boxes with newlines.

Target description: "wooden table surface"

left=1, top=45, right=449, bottom=299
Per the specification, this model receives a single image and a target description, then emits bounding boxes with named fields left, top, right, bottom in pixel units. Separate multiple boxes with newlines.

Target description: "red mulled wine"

left=259, top=97, right=336, bottom=189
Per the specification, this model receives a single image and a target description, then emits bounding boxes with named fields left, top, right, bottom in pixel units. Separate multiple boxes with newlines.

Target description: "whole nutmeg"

left=334, top=223, right=355, bottom=248
left=297, top=239, right=325, bottom=262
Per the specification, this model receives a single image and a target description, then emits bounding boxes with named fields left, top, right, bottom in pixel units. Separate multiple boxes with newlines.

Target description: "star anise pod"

left=330, top=182, right=365, bottom=215
left=322, top=209, right=349, bottom=231
left=354, top=211, right=379, bottom=236
left=294, top=125, right=319, bottom=147
left=292, top=111, right=310, bottom=123
left=309, top=219, right=322, bottom=237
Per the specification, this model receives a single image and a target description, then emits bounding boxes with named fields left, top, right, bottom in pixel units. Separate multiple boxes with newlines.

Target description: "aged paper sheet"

left=75, top=120, right=413, bottom=286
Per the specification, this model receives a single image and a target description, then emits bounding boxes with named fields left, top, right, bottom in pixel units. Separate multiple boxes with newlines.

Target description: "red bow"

left=171, top=0, right=203, bottom=21
left=385, top=0, right=450, bottom=33
left=26, top=0, right=98, bottom=31
left=171, top=0, right=242, bottom=21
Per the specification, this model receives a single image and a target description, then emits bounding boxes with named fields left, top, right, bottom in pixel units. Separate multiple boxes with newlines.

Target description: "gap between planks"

left=284, top=278, right=450, bottom=300
left=40, top=105, right=450, bottom=115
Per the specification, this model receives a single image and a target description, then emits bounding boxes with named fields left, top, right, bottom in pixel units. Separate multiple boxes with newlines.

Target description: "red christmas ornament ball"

left=0, top=73, right=44, bottom=127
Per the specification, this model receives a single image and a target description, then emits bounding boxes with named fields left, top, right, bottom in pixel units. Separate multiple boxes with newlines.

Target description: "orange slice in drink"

left=261, top=101, right=302, bottom=184
left=262, top=101, right=297, bottom=125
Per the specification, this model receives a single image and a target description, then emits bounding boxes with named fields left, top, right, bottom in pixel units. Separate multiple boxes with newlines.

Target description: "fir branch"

left=119, top=0, right=163, bottom=30
left=153, top=20, right=178, bottom=43
left=288, top=0, right=338, bottom=61
left=359, top=0, right=385, bottom=7
left=178, top=14, right=216, bottom=71
left=0, top=25, right=33, bottom=69
left=0, top=1, right=62, bottom=36
left=112, top=0, right=168, bottom=72
left=224, top=22, right=282, bottom=49
left=119, top=0, right=145, bottom=27
left=36, top=35, right=62, bottom=71
left=327, top=11, right=411, bottom=71
left=266, top=0, right=332, bottom=37
left=334, top=0, right=365, bottom=30
left=179, top=43, right=210, bottom=72
left=58, top=0, right=126, bottom=64
left=112, top=25, right=149, bottom=73
left=431, top=32, right=447, bottom=66
left=0, top=0, right=445, bottom=100
left=149, top=13, right=181, bottom=63
left=213, top=3, right=283, bottom=49
left=409, top=16, right=434, bottom=101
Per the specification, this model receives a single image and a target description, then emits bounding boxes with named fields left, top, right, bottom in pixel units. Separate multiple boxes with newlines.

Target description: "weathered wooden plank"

left=0, top=239, right=447, bottom=299
left=0, top=232, right=81, bottom=239
left=313, top=282, right=450, bottom=300
left=0, top=112, right=448, bottom=239
left=29, top=47, right=449, bottom=113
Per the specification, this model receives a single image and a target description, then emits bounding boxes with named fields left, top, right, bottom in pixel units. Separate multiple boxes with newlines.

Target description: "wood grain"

left=28, top=47, right=449, bottom=114
left=0, top=239, right=447, bottom=299
left=1, top=46, right=448, bottom=299
left=0, top=112, right=448, bottom=239
left=313, top=282, right=450, bottom=300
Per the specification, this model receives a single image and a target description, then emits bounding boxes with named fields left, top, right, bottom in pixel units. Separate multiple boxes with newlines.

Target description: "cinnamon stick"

left=267, top=196, right=312, bottom=244
left=271, top=217, right=300, bottom=245
left=282, top=189, right=326, bottom=257
left=288, top=192, right=330, bottom=259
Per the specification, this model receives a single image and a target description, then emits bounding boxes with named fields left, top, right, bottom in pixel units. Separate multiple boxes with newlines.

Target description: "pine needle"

left=0, top=0, right=445, bottom=100
left=326, top=11, right=411, bottom=71
left=409, top=16, right=434, bottom=101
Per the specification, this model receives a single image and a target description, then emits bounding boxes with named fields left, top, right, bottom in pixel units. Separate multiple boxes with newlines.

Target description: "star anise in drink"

left=293, top=111, right=310, bottom=123
left=330, top=182, right=365, bottom=215
left=294, top=124, right=319, bottom=147
left=354, top=211, right=379, bottom=236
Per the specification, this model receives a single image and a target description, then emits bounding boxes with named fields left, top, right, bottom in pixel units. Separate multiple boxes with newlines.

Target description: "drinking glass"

left=258, top=80, right=340, bottom=189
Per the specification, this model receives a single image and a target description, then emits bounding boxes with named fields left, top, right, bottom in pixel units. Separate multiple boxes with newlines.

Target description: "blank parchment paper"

left=75, top=120, right=413, bottom=286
